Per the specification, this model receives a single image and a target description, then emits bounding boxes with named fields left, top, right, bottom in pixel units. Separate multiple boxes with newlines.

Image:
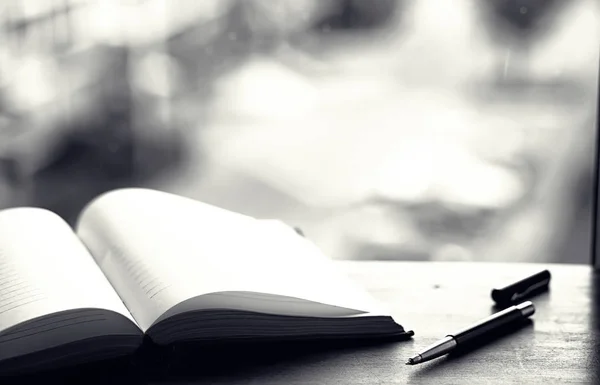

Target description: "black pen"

left=406, top=301, right=535, bottom=365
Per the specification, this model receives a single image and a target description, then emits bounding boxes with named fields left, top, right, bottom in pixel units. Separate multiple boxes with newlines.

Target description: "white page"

left=76, top=188, right=258, bottom=331
left=0, top=208, right=136, bottom=334
left=210, top=219, right=384, bottom=312
left=76, top=189, right=385, bottom=331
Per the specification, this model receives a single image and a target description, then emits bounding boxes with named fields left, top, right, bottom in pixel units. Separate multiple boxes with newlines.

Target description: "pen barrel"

left=450, top=307, right=523, bottom=346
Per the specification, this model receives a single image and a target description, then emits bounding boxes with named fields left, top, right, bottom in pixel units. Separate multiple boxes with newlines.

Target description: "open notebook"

left=0, top=188, right=412, bottom=372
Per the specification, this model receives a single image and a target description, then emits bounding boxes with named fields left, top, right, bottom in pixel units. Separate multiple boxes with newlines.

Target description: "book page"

left=0, top=208, right=136, bottom=334
left=76, top=188, right=258, bottom=331
left=76, top=189, right=385, bottom=331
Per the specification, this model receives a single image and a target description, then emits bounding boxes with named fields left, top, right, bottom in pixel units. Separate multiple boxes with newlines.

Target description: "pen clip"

left=510, top=279, right=549, bottom=302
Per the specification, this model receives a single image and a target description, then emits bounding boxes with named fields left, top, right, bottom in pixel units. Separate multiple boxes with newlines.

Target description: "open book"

left=0, top=188, right=412, bottom=373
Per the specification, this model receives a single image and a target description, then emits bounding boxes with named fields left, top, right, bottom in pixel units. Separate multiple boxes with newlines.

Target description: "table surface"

left=10, top=261, right=600, bottom=384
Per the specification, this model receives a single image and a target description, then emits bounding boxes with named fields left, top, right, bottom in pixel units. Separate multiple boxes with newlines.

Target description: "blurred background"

left=0, top=0, right=598, bottom=264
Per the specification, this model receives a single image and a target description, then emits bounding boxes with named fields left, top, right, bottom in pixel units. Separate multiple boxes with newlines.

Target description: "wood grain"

left=9, top=261, right=599, bottom=384
left=196, top=261, right=598, bottom=384
left=340, top=261, right=597, bottom=384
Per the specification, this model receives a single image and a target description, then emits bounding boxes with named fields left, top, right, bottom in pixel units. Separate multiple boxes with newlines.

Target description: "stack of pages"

left=0, top=188, right=411, bottom=372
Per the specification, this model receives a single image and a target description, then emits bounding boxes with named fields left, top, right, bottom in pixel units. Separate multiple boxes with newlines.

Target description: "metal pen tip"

left=405, top=355, right=422, bottom=365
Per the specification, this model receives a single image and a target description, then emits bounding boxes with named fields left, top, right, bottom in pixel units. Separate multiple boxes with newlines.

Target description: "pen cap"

left=491, top=270, right=551, bottom=305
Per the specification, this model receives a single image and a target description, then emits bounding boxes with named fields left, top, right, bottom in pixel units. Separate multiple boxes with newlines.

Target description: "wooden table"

left=9, top=261, right=599, bottom=384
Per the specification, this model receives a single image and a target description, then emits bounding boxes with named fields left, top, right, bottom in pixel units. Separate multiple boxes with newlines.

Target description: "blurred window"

left=0, top=0, right=598, bottom=263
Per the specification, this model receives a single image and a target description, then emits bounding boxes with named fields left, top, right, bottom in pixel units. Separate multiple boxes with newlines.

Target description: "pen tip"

left=406, top=355, right=422, bottom=365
